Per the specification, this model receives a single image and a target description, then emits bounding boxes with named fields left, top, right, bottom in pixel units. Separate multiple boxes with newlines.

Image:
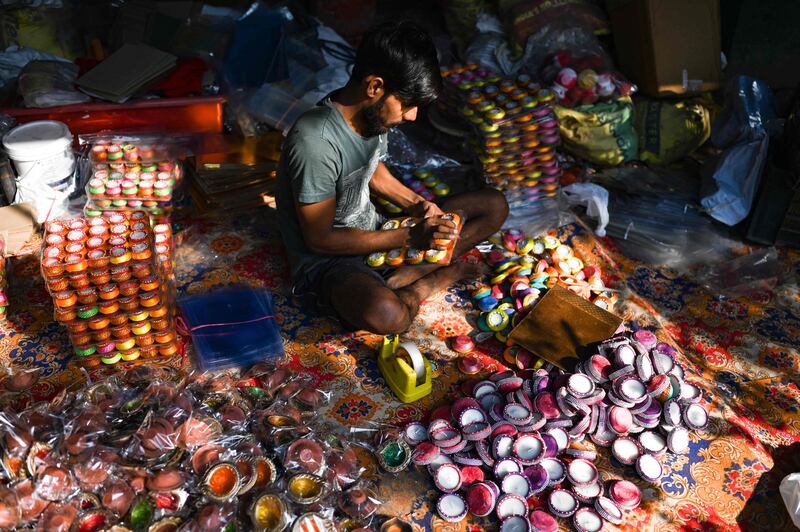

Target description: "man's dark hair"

left=350, top=21, right=442, bottom=108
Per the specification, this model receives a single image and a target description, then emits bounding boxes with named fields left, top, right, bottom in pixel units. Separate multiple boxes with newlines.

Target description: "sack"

left=634, top=98, right=711, bottom=165
left=498, top=0, right=609, bottom=52
left=554, top=97, right=638, bottom=166
left=443, top=0, right=491, bottom=49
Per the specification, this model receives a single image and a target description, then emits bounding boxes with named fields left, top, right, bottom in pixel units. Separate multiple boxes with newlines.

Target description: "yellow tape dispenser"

left=377, top=335, right=432, bottom=403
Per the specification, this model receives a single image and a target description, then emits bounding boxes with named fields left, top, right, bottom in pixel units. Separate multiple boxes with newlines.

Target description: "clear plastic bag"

left=34, top=464, right=78, bottom=502
left=245, top=81, right=316, bottom=136
left=78, top=133, right=193, bottom=165
left=232, top=7, right=355, bottom=136
left=129, top=411, right=180, bottom=463
left=517, top=20, right=612, bottom=77
left=17, top=60, right=90, bottom=108
left=14, top=479, right=48, bottom=525
left=336, top=482, right=382, bottom=521
left=100, top=477, right=136, bottom=517
left=780, top=473, right=800, bottom=529
left=464, top=13, right=520, bottom=76
left=385, top=128, right=461, bottom=173
left=562, top=183, right=609, bottom=237
left=288, top=382, right=331, bottom=415
left=18, top=401, right=63, bottom=452
left=324, top=434, right=366, bottom=489
left=71, top=449, right=116, bottom=491
left=702, top=76, right=779, bottom=226
left=178, top=284, right=285, bottom=371
left=258, top=402, right=311, bottom=449
left=0, top=411, right=32, bottom=466
left=184, top=501, right=239, bottom=531
left=282, top=434, right=330, bottom=476
left=0, top=46, right=71, bottom=98
left=0, top=487, right=19, bottom=529
left=62, top=404, right=108, bottom=456
left=0, top=366, right=40, bottom=392
left=349, top=421, right=412, bottom=477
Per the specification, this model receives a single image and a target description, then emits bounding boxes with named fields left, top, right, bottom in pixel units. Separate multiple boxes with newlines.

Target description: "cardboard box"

left=0, top=203, right=38, bottom=257
left=607, top=0, right=721, bottom=97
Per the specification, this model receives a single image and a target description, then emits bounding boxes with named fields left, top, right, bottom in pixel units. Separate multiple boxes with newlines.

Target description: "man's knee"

left=478, top=188, right=509, bottom=229
left=360, top=295, right=412, bottom=335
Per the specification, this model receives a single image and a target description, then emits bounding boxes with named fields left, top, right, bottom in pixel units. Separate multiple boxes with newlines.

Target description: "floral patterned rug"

left=1, top=208, right=799, bottom=531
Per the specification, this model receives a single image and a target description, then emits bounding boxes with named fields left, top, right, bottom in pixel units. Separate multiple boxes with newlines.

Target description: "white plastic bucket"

left=2, top=120, right=75, bottom=222
left=3, top=120, right=75, bottom=185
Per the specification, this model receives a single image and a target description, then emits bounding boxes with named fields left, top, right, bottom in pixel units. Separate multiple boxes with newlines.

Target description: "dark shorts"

left=292, top=256, right=393, bottom=320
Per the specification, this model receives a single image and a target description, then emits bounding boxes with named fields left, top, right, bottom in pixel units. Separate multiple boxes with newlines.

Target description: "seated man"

left=276, top=21, right=508, bottom=334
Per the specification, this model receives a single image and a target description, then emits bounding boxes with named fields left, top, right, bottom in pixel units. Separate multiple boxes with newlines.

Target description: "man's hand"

left=297, top=198, right=410, bottom=255
left=370, top=162, right=442, bottom=217
left=408, top=215, right=459, bottom=250
left=408, top=199, right=444, bottom=219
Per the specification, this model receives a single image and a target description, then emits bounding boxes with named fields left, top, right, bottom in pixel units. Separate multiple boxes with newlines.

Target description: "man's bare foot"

left=397, top=259, right=482, bottom=306
left=386, top=263, right=440, bottom=290
left=387, top=253, right=486, bottom=290
left=450, top=260, right=483, bottom=283
left=418, top=260, right=482, bottom=295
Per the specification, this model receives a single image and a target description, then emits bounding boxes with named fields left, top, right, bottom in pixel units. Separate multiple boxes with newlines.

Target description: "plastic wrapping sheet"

left=604, top=194, right=736, bottom=271
left=502, top=195, right=560, bottom=237
left=585, top=165, right=742, bottom=271
left=0, top=46, right=72, bottom=96
left=230, top=5, right=354, bottom=136
left=698, top=247, right=790, bottom=298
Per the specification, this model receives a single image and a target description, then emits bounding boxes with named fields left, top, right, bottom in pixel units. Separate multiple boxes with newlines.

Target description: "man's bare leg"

left=385, top=188, right=508, bottom=290
left=328, top=261, right=481, bottom=334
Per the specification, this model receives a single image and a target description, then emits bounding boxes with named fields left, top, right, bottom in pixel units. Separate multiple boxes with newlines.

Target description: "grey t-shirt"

left=276, top=95, right=388, bottom=285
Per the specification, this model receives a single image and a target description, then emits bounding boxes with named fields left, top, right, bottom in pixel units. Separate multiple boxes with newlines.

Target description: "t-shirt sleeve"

left=378, top=133, right=388, bottom=160
left=283, top=133, right=341, bottom=204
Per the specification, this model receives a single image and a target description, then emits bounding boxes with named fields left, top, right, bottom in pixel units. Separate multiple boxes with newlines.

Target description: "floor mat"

left=1, top=209, right=799, bottom=530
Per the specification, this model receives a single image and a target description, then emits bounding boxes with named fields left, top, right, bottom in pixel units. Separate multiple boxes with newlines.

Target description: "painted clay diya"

left=284, top=438, right=326, bottom=475
left=249, top=493, right=288, bottom=532
left=377, top=440, right=411, bottom=473
left=202, top=462, right=241, bottom=502
left=286, top=473, right=327, bottom=505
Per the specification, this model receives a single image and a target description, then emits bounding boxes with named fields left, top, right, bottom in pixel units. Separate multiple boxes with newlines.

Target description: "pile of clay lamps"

left=407, top=328, right=708, bottom=530
left=461, top=230, right=617, bottom=369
